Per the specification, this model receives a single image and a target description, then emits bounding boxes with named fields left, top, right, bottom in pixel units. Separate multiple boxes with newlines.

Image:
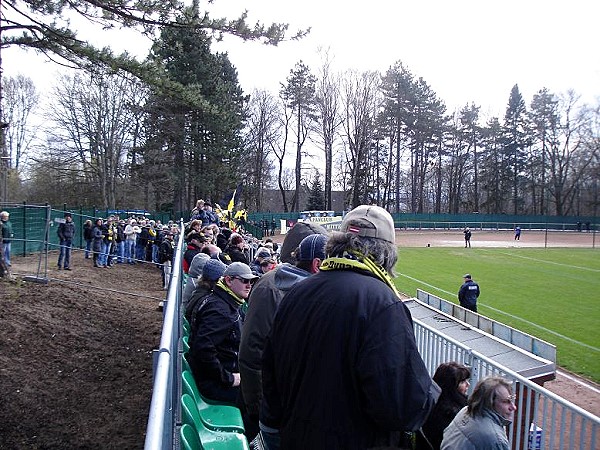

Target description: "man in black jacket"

left=57, top=213, right=75, bottom=270
left=188, top=262, right=258, bottom=404
left=458, top=273, right=480, bottom=312
left=260, top=205, right=439, bottom=450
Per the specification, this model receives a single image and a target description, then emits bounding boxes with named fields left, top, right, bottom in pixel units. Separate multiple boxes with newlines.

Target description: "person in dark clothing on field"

left=458, top=273, right=480, bottom=312
left=57, top=213, right=75, bottom=270
left=416, top=362, right=471, bottom=450
left=83, top=219, right=93, bottom=259
left=158, top=231, right=175, bottom=289
left=91, top=218, right=104, bottom=268
left=463, top=227, right=472, bottom=247
left=260, top=205, right=439, bottom=450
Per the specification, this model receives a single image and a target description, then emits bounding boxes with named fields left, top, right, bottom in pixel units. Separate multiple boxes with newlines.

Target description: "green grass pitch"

left=393, top=247, right=600, bottom=383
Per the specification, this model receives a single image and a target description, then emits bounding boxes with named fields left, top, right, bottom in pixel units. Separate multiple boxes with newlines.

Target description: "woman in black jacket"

left=83, top=219, right=93, bottom=259
left=416, top=362, right=471, bottom=450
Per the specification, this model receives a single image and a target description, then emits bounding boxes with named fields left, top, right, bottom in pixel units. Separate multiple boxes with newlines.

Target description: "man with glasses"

left=441, top=376, right=517, bottom=450
left=188, top=262, right=258, bottom=404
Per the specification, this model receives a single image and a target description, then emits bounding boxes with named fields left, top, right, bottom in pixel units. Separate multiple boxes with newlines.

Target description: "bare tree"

left=42, top=70, right=147, bottom=208
left=271, top=92, right=293, bottom=212
left=244, top=89, right=280, bottom=210
left=546, top=91, right=598, bottom=215
left=340, top=69, right=381, bottom=208
left=313, top=50, right=342, bottom=210
left=1, top=74, right=38, bottom=171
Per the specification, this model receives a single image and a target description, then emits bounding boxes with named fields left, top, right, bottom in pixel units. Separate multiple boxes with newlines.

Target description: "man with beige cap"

left=260, top=205, right=439, bottom=450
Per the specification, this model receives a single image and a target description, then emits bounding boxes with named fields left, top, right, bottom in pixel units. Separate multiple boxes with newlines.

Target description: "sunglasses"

left=233, top=276, right=255, bottom=285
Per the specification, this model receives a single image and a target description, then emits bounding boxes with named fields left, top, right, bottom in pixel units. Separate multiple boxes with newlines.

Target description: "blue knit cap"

left=297, top=234, right=328, bottom=261
left=202, top=258, right=227, bottom=281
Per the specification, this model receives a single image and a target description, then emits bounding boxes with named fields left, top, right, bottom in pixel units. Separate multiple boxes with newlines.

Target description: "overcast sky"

left=4, top=0, right=599, bottom=119
left=205, top=0, right=600, bottom=118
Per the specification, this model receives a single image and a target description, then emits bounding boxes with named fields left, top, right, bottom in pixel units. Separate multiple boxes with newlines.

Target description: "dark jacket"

left=84, top=223, right=93, bottom=241
left=458, top=279, right=480, bottom=308
left=1, top=219, right=13, bottom=243
left=158, top=239, right=174, bottom=264
left=186, top=284, right=212, bottom=333
left=188, top=285, right=244, bottom=401
left=416, top=391, right=467, bottom=450
left=183, top=243, right=202, bottom=273
left=115, top=224, right=125, bottom=243
left=225, top=245, right=249, bottom=265
left=92, top=225, right=103, bottom=252
left=58, top=221, right=75, bottom=240
left=239, top=263, right=312, bottom=418
left=261, top=268, right=439, bottom=450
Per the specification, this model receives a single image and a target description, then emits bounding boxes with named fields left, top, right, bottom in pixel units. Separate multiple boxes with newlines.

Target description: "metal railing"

left=144, top=220, right=185, bottom=450
left=416, top=289, right=557, bottom=363
left=414, top=318, right=599, bottom=450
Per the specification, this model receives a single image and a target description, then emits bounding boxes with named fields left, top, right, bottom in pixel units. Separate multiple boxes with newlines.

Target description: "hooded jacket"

left=441, top=406, right=511, bottom=450
left=239, top=263, right=312, bottom=417
left=182, top=253, right=210, bottom=306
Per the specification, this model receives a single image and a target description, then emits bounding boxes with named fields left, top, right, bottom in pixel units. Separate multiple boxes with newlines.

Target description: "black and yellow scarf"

left=216, top=279, right=245, bottom=306
left=320, top=251, right=401, bottom=299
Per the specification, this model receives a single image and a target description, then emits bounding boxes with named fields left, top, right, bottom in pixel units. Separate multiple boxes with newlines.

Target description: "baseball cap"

left=297, top=234, right=328, bottom=261
left=340, top=205, right=395, bottom=244
left=224, top=262, right=259, bottom=281
left=280, top=222, right=329, bottom=264
left=463, top=273, right=472, bottom=279
left=202, top=258, right=227, bottom=281
left=187, top=231, right=207, bottom=243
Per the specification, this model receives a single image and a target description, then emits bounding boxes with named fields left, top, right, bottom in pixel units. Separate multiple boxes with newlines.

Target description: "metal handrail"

left=414, top=319, right=599, bottom=449
left=144, top=220, right=185, bottom=450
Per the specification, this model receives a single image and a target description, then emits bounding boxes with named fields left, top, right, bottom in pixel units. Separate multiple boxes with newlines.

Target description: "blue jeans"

left=125, top=240, right=135, bottom=263
left=99, top=242, right=111, bottom=266
left=84, top=239, right=92, bottom=258
left=135, top=243, right=145, bottom=261
left=152, top=243, right=159, bottom=263
left=58, top=239, right=72, bottom=268
left=116, top=241, right=125, bottom=263
left=2, top=242, right=11, bottom=266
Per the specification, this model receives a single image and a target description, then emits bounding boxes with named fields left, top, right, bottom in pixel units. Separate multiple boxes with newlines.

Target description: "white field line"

left=494, top=251, right=600, bottom=272
left=397, top=273, right=600, bottom=353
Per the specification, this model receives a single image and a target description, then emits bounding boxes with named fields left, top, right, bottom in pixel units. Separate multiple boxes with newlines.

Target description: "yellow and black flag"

left=226, top=183, right=243, bottom=213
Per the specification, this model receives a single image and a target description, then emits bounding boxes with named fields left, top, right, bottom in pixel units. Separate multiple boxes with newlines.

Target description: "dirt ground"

left=0, top=250, right=164, bottom=449
left=0, top=229, right=598, bottom=449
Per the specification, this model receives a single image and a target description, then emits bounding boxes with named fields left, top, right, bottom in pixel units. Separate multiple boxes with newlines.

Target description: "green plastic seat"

left=182, top=335, right=190, bottom=353
left=182, top=352, right=192, bottom=373
left=181, top=394, right=249, bottom=450
left=181, top=370, right=245, bottom=433
left=182, top=316, right=191, bottom=336
left=180, top=423, right=204, bottom=450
